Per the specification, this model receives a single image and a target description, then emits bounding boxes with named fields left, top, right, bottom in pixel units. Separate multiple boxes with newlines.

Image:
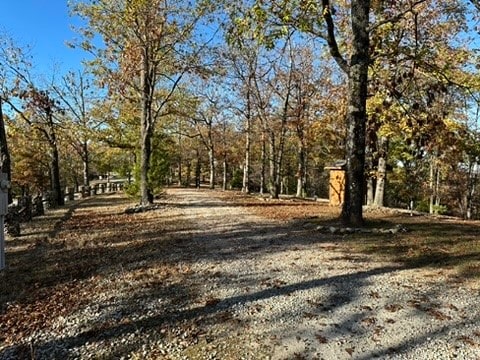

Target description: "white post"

left=0, top=173, right=10, bottom=270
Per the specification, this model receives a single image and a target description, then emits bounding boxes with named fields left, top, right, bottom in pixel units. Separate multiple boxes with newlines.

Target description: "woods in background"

left=1, top=0, right=480, bottom=222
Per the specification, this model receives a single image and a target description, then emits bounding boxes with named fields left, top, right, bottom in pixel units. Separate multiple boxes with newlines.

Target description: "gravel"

left=1, top=188, right=480, bottom=359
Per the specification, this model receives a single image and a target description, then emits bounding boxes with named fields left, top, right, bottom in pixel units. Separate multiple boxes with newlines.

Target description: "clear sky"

left=1, top=1, right=87, bottom=76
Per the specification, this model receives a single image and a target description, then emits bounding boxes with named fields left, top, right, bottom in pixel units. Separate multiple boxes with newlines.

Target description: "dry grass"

left=0, top=193, right=194, bottom=345
left=219, top=190, right=480, bottom=281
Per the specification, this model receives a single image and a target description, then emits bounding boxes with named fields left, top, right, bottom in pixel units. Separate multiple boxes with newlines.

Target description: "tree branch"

left=321, top=0, right=349, bottom=74
left=368, top=0, right=428, bottom=33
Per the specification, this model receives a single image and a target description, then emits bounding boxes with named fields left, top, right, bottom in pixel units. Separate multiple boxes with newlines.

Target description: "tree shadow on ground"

left=2, top=191, right=480, bottom=358
left=0, top=265, right=402, bottom=359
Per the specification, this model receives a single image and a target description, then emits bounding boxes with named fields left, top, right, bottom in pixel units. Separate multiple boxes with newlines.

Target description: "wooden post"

left=0, top=173, right=10, bottom=270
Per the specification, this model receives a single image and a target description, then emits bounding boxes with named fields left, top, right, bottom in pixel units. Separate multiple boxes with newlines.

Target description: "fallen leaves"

left=315, top=333, right=328, bottom=343
left=0, top=281, right=93, bottom=344
left=384, top=304, right=403, bottom=312
left=457, top=335, right=478, bottom=347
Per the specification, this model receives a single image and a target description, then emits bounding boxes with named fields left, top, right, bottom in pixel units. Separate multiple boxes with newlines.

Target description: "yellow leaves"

left=322, top=5, right=330, bottom=17
left=252, top=3, right=267, bottom=23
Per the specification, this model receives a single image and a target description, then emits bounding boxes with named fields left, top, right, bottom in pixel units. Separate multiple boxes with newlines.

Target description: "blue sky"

left=1, top=1, right=87, bottom=75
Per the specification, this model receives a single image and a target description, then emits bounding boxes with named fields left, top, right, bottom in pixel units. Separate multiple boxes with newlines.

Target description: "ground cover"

left=0, top=189, right=479, bottom=359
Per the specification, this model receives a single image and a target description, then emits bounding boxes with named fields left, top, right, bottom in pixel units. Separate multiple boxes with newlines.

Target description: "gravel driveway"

left=1, top=188, right=480, bottom=359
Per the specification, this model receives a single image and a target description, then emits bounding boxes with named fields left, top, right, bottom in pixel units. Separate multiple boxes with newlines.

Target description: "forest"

left=1, top=0, right=480, bottom=225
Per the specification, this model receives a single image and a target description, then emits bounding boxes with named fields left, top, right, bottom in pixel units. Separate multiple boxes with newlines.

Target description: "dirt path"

left=1, top=188, right=480, bottom=359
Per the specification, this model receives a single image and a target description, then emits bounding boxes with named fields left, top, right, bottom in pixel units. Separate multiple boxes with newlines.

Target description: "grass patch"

left=224, top=191, right=480, bottom=281
left=340, top=217, right=480, bottom=279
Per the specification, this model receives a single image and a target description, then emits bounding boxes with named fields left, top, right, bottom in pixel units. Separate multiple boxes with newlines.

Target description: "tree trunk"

left=0, top=98, right=11, bottom=203
left=222, top=121, right=228, bottom=191
left=178, top=161, right=182, bottom=186
left=50, top=140, right=64, bottom=207
left=186, top=160, right=191, bottom=187
left=373, top=156, right=386, bottom=207
left=195, top=149, right=201, bottom=188
left=140, top=120, right=153, bottom=204
left=268, top=132, right=280, bottom=199
left=340, top=0, right=370, bottom=226
left=140, top=47, right=154, bottom=205
left=82, top=140, right=90, bottom=187
left=242, top=114, right=251, bottom=193
left=366, top=178, right=375, bottom=205
left=178, top=131, right=183, bottom=186
left=374, top=137, right=388, bottom=207
left=260, top=131, right=266, bottom=195
left=222, top=152, right=227, bottom=191
left=428, top=157, right=440, bottom=214
left=365, top=129, right=376, bottom=206
left=208, top=146, right=215, bottom=189
left=276, top=120, right=287, bottom=198
left=466, top=162, right=477, bottom=220
left=295, top=142, right=306, bottom=198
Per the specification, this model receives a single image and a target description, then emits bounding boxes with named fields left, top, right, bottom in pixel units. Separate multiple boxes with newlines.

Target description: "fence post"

left=0, top=173, right=10, bottom=270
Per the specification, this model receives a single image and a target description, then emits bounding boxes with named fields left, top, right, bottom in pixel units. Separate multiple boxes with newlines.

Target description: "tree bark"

left=295, top=141, right=306, bottom=198
left=268, top=133, right=278, bottom=198
left=140, top=118, right=153, bottom=204
left=465, top=161, right=477, bottom=219
left=373, top=137, right=388, bottom=207
left=428, top=155, right=441, bottom=214
left=50, top=142, right=64, bottom=207
left=140, top=48, right=154, bottom=205
left=366, top=177, right=375, bottom=205
left=242, top=83, right=252, bottom=194
left=82, top=140, right=90, bottom=187
left=178, top=130, right=183, bottom=186
left=0, top=99, right=11, bottom=203
left=260, top=131, right=266, bottom=194
left=340, top=0, right=370, bottom=226
left=222, top=153, right=228, bottom=191
left=242, top=117, right=251, bottom=194
left=208, top=146, right=215, bottom=189
left=195, top=149, right=201, bottom=188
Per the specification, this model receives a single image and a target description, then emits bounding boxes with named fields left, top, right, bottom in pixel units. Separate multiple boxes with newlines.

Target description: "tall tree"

left=71, top=0, right=213, bottom=205
left=0, top=34, right=32, bottom=201
left=52, top=70, right=100, bottom=188
left=183, top=85, right=220, bottom=189
left=238, top=0, right=451, bottom=224
left=20, top=88, right=65, bottom=206
left=233, top=0, right=370, bottom=223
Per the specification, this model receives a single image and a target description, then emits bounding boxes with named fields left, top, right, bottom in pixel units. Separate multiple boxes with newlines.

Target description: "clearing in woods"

left=1, top=188, right=480, bottom=359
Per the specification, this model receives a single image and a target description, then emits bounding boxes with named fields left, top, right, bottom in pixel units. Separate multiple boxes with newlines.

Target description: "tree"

left=20, top=88, right=65, bottom=206
left=232, top=0, right=370, bottom=223
left=224, top=25, right=264, bottom=194
left=52, top=70, right=100, bottom=188
left=0, top=34, right=32, bottom=201
left=181, top=81, right=223, bottom=189
left=71, top=0, right=214, bottom=205
left=325, top=0, right=370, bottom=225
left=8, top=119, right=50, bottom=194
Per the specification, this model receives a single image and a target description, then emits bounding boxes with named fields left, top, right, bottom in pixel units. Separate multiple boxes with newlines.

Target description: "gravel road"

left=1, top=188, right=480, bottom=359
